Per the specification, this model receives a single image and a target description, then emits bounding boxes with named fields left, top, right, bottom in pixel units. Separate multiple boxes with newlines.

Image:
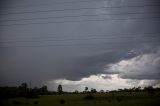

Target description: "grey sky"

left=0, top=0, right=160, bottom=90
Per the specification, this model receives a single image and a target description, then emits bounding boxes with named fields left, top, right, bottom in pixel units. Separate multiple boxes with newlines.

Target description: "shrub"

left=33, top=101, right=38, bottom=105
left=25, top=90, right=39, bottom=98
left=12, top=101, right=22, bottom=105
left=59, top=99, right=65, bottom=104
left=84, top=95, right=94, bottom=100
left=25, top=102, right=29, bottom=105
left=116, top=97, right=122, bottom=102
left=107, top=98, right=112, bottom=103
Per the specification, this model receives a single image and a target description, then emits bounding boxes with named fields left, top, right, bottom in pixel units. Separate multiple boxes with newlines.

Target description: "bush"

left=106, top=98, right=112, bottom=103
left=33, top=101, right=38, bottom=105
left=59, top=99, right=65, bottom=104
left=144, top=86, right=155, bottom=95
left=25, top=90, right=39, bottom=98
left=116, top=97, right=122, bottom=102
left=84, top=95, right=94, bottom=100
left=12, top=101, right=22, bottom=105
left=25, top=102, right=29, bottom=105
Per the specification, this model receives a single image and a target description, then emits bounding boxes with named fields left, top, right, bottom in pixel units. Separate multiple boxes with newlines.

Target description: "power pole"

left=29, top=81, right=32, bottom=91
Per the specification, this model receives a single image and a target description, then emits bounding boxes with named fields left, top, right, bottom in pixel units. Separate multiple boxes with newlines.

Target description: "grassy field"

left=2, top=91, right=160, bottom=106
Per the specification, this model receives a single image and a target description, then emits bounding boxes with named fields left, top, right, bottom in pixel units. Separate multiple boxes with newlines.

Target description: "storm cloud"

left=0, top=0, right=160, bottom=90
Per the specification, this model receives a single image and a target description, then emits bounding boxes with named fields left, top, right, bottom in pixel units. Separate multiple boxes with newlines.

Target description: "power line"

left=0, top=11, right=160, bottom=22
left=2, top=0, right=110, bottom=9
left=0, top=37, right=158, bottom=43
left=0, top=17, right=160, bottom=27
left=1, top=4, right=160, bottom=16
left=0, top=40, right=159, bottom=48
left=1, top=32, right=160, bottom=40
left=0, top=32, right=159, bottom=43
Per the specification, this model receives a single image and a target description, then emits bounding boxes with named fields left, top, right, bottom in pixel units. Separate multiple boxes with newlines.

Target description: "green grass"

left=2, top=91, right=160, bottom=106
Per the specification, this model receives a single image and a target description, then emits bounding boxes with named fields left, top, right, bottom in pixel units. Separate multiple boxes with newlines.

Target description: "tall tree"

left=19, top=83, right=28, bottom=96
left=85, top=87, right=88, bottom=93
left=40, top=85, right=48, bottom=94
left=57, top=85, right=63, bottom=94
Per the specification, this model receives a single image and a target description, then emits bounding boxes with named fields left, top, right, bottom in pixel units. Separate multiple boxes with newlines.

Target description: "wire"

left=0, top=32, right=159, bottom=43
left=1, top=32, right=160, bottom=40
left=0, top=17, right=160, bottom=27
left=1, top=4, right=160, bottom=16
left=2, top=0, right=111, bottom=9
left=0, top=11, right=160, bottom=22
left=0, top=40, right=159, bottom=48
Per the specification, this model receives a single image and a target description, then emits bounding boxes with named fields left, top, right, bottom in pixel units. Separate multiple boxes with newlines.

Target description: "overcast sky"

left=0, top=0, right=160, bottom=91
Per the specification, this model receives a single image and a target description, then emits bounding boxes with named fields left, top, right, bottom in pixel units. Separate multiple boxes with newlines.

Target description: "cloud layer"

left=45, top=47, right=160, bottom=91
left=0, top=0, right=160, bottom=89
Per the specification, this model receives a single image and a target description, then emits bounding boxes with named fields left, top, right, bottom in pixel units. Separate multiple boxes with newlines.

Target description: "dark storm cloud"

left=68, top=48, right=140, bottom=80
left=0, top=0, right=160, bottom=86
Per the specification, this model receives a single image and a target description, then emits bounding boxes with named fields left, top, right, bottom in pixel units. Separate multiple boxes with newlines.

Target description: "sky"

left=0, top=0, right=160, bottom=91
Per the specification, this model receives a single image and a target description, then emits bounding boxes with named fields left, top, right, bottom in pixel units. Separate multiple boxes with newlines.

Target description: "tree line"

left=0, top=83, right=160, bottom=99
left=0, top=83, right=48, bottom=99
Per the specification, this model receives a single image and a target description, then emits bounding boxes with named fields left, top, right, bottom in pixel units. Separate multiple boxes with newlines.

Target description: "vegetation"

left=57, top=84, right=63, bottom=94
left=0, top=83, right=48, bottom=99
left=1, top=91, right=160, bottom=106
left=0, top=84, right=160, bottom=106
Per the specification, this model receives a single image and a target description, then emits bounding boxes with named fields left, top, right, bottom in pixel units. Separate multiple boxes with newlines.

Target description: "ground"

left=2, top=91, right=160, bottom=106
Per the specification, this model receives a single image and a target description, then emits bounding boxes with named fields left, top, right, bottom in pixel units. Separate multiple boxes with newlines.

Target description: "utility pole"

left=29, top=81, right=32, bottom=91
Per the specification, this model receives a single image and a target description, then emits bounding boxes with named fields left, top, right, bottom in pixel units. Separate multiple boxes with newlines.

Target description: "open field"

left=1, top=91, right=160, bottom=106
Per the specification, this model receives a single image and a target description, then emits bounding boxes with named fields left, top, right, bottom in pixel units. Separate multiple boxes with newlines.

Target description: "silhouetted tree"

left=144, top=86, right=154, bottom=94
left=74, top=90, right=79, bottom=93
left=100, top=90, right=104, bottom=93
left=40, top=85, right=48, bottom=94
left=57, top=85, right=63, bottom=94
left=118, top=89, right=123, bottom=92
left=106, top=90, right=109, bottom=93
left=84, top=87, right=88, bottom=93
left=135, top=86, right=141, bottom=91
left=19, top=83, right=28, bottom=96
left=26, top=88, right=38, bottom=98
left=21, top=83, right=27, bottom=90
left=91, top=88, right=97, bottom=93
